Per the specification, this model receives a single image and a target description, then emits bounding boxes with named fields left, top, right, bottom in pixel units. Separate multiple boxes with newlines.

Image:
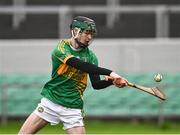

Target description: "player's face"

left=78, top=30, right=95, bottom=46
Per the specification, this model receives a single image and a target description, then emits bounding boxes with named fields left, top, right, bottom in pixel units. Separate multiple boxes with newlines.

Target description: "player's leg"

left=66, top=126, right=86, bottom=134
left=18, top=112, right=48, bottom=134
left=59, top=105, right=85, bottom=134
left=19, top=97, right=60, bottom=134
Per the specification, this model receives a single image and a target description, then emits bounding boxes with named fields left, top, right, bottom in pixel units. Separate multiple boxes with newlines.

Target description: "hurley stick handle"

left=127, top=82, right=135, bottom=87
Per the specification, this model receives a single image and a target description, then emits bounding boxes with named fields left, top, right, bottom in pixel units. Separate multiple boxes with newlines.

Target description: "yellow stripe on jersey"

left=63, top=55, right=74, bottom=63
left=57, top=39, right=71, bottom=54
left=80, top=74, right=88, bottom=84
left=76, top=83, right=87, bottom=97
left=57, top=63, right=88, bottom=85
left=57, top=40, right=74, bottom=63
left=57, top=63, right=69, bottom=75
left=58, top=40, right=65, bottom=54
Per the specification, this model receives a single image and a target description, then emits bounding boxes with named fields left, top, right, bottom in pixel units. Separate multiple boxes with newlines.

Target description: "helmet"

left=70, top=16, right=97, bottom=34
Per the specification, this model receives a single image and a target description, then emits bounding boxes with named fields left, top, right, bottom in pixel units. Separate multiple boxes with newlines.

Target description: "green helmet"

left=70, top=16, right=97, bottom=35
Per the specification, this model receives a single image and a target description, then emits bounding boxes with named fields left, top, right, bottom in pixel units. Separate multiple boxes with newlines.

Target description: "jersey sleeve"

left=52, top=40, right=74, bottom=63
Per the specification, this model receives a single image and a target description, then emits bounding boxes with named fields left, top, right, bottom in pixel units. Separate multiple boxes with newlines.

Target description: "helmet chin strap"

left=75, top=39, right=88, bottom=48
left=71, top=28, right=89, bottom=48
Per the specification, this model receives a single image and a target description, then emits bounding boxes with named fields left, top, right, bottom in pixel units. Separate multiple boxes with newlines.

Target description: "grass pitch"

left=0, top=120, right=180, bottom=134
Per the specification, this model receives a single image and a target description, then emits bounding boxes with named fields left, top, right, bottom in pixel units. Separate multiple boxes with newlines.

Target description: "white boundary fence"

left=0, top=38, right=180, bottom=73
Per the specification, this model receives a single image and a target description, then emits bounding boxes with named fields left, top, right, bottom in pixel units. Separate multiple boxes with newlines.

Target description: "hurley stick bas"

left=105, top=76, right=166, bottom=100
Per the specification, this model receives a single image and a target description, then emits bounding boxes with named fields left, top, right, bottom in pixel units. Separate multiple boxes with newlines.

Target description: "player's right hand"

left=112, top=78, right=128, bottom=88
left=109, top=72, right=128, bottom=88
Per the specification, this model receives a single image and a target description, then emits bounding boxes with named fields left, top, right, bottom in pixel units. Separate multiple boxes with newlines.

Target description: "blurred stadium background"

left=0, top=0, right=180, bottom=134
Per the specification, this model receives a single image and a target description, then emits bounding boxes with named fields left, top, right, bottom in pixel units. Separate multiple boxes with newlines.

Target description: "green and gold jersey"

left=41, top=39, right=98, bottom=109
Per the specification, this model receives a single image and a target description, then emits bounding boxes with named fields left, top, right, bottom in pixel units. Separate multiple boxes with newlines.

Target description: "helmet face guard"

left=70, top=16, right=97, bottom=48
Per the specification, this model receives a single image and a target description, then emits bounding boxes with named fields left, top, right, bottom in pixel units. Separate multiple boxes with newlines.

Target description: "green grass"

left=0, top=120, right=180, bottom=134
